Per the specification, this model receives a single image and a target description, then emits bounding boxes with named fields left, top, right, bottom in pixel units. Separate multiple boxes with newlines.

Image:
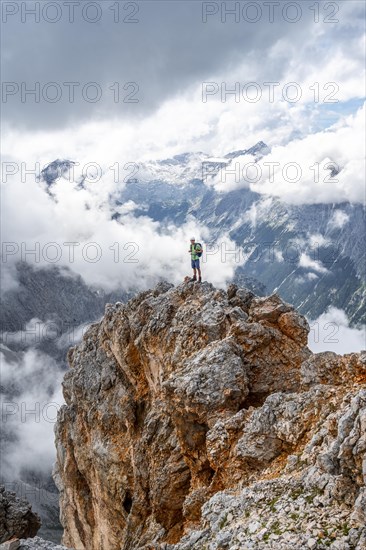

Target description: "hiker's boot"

left=198, top=277, right=202, bottom=283
left=190, top=276, right=197, bottom=282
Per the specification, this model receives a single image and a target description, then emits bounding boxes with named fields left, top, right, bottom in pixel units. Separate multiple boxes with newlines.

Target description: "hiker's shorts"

left=191, top=259, right=200, bottom=269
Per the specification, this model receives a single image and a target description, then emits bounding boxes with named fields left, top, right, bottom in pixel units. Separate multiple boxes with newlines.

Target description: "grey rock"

left=18, top=536, right=72, bottom=549
left=0, top=539, right=20, bottom=550
left=0, top=486, right=41, bottom=544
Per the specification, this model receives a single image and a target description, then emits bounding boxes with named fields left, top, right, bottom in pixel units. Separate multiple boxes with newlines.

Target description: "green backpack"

left=194, top=243, right=203, bottom=257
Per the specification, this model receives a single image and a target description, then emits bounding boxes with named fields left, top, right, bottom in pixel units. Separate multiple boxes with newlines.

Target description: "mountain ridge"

left=37, top=143, right=366, bottom=325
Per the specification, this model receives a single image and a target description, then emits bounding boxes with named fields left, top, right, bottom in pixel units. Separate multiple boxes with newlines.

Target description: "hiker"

left=188, top=237, right=202, bottom=282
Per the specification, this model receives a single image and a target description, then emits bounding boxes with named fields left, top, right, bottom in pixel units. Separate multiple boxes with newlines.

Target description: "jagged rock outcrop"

left=53, top=281, right=366, bottom=550
left=0, top=486, right=69, bottom=549
left=0, top=486, right=41, bottom=544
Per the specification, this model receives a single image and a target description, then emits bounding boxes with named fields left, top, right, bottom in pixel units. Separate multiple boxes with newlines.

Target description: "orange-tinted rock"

left=53, top=281, right=365, bottom=550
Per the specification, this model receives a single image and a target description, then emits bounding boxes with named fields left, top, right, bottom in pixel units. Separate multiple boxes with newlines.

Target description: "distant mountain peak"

left=225, top=140, right=271, bottom=160
left=39, top=159, right=76, bottom=186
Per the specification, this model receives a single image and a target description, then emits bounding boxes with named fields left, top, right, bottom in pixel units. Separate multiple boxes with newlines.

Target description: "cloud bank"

left=307, top=307, right=366, bottom=354
left=208, top=104, right=365, bottom=204
left=0, top=345, right=65, bottom=480
left=6, top=0, right=361, bottom=131
left=1, top=162, right=239, bottom=292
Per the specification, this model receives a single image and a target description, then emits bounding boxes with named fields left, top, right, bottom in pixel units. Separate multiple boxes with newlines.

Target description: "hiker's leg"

left=197, top=267, right=202, bottom=282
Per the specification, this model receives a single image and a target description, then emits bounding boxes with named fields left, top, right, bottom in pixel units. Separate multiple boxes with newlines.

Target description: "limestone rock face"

left=0, top=486, right=41, bottom=544
left=53, top=281, right=365, bottom=550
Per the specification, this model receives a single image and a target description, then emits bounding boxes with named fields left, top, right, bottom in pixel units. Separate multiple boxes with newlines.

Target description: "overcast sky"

left=0, top=0, right=336, bottom=128
left=1, top=0, right=364, bottom=135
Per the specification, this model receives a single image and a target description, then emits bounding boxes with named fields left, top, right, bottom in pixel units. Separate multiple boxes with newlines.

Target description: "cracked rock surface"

left=53, top=281, right=366, bottom=549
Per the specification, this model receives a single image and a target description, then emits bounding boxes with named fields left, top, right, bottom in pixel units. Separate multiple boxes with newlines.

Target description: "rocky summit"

left=53, top=281, right=366, bottom=550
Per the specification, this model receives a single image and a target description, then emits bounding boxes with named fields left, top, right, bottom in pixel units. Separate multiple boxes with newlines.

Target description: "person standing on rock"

left=188, top=237, right=202, bottom=282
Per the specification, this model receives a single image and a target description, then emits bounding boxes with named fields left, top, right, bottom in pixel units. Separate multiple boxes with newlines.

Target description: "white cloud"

left=308, top=234, right=330, bottom=248
left=0, top=261, right=19, bottom=293
left=274, top=249, right=284, bottom=263
left=207, top=154, right=254, bottom=192
left=116, top=201, right=138, bottom=214
left=299, top=253, right=328, bottom=274
left=208, top=103, right=365, bottom=204
left=327, top=209, right=350, bottom=230
left=273, top=104, right=365, bottom=204
left=1, top=317, right=91, bottom=350
left=1, top=166, right=238, bottom=292
left=0, top=346, right=65, bottom=479
left=295, top=272, right=319, bottom=284
left=56, top=321, right=92, bottom=350
left=307, top=307, right=366, bottom=354
left=1, top=318, right=50, bottom=348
